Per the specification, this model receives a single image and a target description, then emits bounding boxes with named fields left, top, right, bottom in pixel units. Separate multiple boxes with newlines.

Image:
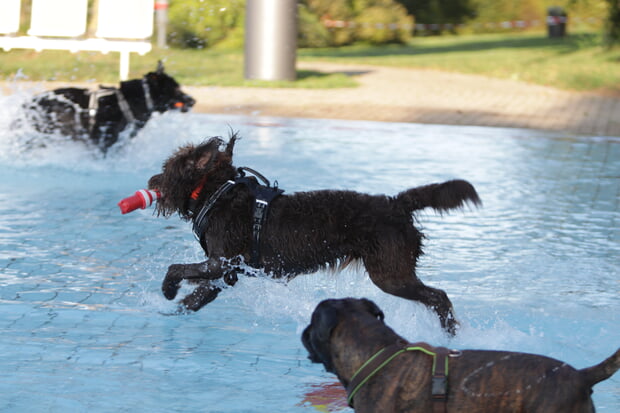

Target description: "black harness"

left=86, top=77, right=154, bottom=136
left=191, top=167, right=284, bottom=268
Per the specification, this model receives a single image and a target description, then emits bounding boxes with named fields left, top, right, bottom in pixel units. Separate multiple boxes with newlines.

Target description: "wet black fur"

left=22, top=62, right=195, bottom=151
left=148, top=134, right=482, bottom=334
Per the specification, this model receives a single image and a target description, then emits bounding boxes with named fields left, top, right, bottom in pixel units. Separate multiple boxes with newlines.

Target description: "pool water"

left=0, top=92, right=619, bottom=412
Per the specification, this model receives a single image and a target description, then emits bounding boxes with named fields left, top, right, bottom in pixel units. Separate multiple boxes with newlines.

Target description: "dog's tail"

left=579, top=347, right=620, bottom=388
left=395, top=179, right=482, bottom=213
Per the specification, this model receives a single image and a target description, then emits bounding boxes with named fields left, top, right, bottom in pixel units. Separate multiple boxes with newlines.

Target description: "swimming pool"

left=0, top=95, right=619, bottom=411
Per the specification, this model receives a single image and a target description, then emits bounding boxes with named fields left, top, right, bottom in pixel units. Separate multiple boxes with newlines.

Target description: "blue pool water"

left=0, top=90, right=619, bottom=412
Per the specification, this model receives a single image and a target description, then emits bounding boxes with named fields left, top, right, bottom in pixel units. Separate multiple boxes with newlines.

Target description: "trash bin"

left=244, top=0, right=297, bottom=81
left=547, top=6, right=567, bottom=38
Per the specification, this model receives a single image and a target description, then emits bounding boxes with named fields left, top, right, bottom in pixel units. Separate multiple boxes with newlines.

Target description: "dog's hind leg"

left=363, top=251, right=458, bottom=335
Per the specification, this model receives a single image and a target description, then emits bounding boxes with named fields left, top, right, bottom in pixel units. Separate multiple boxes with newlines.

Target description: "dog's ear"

left=301, top=325, right=321, bottom=363
left=361, top=298, right=384, bottom=322
left=195, top=151, right=214, bottom=170
left=192, top=137, right=225, bottom=171
left=304, top=300, right=340, bottom=373
left=225, top=133, right=238, bottom=160
left=313, top=301, right=340, bottom=344
left=157, top=60, right=165, bottom=74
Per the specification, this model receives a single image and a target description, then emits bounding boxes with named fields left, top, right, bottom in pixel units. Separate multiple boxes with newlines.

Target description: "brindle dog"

left=147, top=134, right=481, bottom=334
left=302, top=298, right=620, bottom=413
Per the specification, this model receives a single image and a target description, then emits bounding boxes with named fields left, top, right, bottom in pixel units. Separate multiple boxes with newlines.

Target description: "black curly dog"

left=22, top=61, right=195, bottom=152
left=147, top=135, right=481, bottom=334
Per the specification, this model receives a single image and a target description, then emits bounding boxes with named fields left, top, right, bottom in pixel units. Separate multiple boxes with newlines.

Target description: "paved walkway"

left=4, top=62, right=620, bottom=137
left=186, top=62, right=620, bottom=137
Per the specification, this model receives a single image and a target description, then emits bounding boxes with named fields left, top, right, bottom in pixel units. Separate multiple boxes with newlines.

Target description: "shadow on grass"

left=297, top=69, right=371, bottom=79
left=300, top=33, right=601, bottom=59
left=239, top=69, right=360, bottom=89
left=297, top=69, right=331, bottom=80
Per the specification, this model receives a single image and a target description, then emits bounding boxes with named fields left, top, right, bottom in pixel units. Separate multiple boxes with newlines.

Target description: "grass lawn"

left=1, top=30, right=618, bottom=93
left=300, top=31, right=620, bottom=93
left=0, top=48, right=356, bottom=88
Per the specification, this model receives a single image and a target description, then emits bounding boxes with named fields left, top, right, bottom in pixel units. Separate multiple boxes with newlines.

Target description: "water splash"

left=0, top=102, right=618, bottom=411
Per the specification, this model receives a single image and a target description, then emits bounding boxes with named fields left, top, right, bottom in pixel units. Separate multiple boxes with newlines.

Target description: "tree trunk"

left=605, top=0, right=620, bottom=46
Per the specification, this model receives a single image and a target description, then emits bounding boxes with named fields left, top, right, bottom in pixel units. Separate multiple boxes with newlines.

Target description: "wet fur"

left=148, top=135, right=481, bottom=334
left=21, top=62, right=195, bottom=152
left=302, top=298, right=620, bottom=413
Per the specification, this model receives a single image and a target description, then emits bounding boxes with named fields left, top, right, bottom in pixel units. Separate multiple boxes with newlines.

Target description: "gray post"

left=244, top=0, right=297, bottom=81
left=155, top=0, right=168, bottom=48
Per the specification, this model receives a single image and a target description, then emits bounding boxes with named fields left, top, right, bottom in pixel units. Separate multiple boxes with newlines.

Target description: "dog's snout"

left=148, top=174, right=163, bottom=190
left=184, top=94, right=196, bottom=107
left=174, top=91, right=195, bottom=112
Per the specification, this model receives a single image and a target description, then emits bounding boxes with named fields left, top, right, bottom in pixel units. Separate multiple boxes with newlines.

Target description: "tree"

left=605, top=0, right=620, bottom=46
left=300, top=0, right=413, bottom=46
left=396, top=0, right=474, bottom=26
left=167, top=0, right=244, bottom=48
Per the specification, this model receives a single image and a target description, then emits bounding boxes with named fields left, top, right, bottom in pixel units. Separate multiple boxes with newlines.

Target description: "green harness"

left=346, top=341, right=461, bottom=412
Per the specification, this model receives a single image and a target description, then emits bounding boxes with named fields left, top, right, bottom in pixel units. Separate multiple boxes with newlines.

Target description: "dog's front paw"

left=443, top=315, right=460, bottom=337
left=180, top=284, right=221, bottom=312
left=162, top=264, right=185, bottom=300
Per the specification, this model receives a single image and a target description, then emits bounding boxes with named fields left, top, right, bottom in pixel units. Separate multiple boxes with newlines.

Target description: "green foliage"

left=396, top=0, right=474, bottom=26
left=301, top=0, right=413, bottom=46
left=355, top=4, right=413, bottom=44
left=298, top=4, right=332, bottom=47
left=464, top=0, right=612, bottom=35
left=604, top=0, right=620, bottom=46
left=167, top=0, right=244, bottom=48
left=303, top=0, right=357, bottom=46
left=395, top=0, right=610, bottom=36
left=166, top=0, right=412, bottom=49
left=470, top=0, right=544, bottom=24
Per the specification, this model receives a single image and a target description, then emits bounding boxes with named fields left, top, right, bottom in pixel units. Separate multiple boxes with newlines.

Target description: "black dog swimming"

left=21, top=62, right=195, bottom=152
left=146, top=135, right=481, bottom=334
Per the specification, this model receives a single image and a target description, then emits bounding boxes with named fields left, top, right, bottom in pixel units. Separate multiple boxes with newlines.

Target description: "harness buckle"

left=253, top=200, right=267, bottom=219
left=431, top=375, right=447, bottom=398
left=253, top=200, right=267, bottom=231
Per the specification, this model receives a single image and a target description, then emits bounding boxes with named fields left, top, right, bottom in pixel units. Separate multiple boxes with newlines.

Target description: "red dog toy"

left=118, top=190, right=161, bottom=214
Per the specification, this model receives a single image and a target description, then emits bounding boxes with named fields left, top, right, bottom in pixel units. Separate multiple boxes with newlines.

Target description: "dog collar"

left=191, top=176, right=209, bottom=201
left=346, top=341, right=460, bottom=412
left=192, top=179, right=237, bottom=242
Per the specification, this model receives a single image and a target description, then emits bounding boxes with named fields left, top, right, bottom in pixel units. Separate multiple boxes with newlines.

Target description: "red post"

left=155, top=0, right=169, bottom=48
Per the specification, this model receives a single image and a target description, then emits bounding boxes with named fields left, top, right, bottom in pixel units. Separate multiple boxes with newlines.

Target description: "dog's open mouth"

left=172, top=94, right=196, bottom=112
left=174, top=101, right=191, bottom=112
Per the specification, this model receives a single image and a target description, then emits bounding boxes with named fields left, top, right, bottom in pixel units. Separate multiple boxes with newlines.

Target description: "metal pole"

left=119, top=50, right=130, bottom=80
left=155, top=0, right=168, bottom=48
left=244, top=0, right=297, bottom=81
